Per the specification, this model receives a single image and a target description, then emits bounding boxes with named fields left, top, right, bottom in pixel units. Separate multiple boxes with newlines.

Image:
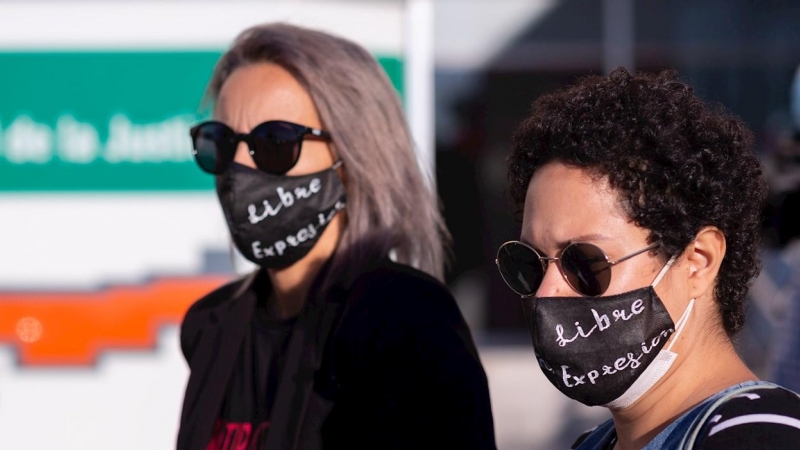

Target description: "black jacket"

left=177, top=259, right=497, bottom=449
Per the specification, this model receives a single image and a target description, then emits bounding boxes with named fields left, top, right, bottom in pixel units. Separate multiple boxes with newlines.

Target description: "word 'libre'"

left=555, top=299, right=645, bottom=347
left=247, top=178, right=322, bottom=224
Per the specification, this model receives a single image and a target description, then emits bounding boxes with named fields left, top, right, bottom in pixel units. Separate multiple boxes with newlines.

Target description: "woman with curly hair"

left=495, top=68, right=800, bottom=449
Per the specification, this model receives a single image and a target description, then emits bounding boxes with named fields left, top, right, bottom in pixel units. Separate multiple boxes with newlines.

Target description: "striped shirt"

left=570, top=384, right=800, bottom=449
left=696, top=386, right=800, bottom=449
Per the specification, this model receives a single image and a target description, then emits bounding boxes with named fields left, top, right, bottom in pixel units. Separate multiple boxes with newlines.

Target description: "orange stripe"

left=0, top=277, right=231, bottom=366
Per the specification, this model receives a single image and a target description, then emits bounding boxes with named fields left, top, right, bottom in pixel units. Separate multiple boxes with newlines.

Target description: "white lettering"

left=576, top=322, right=598, bottom=338
left=592, top=309, right=611, bottom=331
left=56, top=115, right=100, bottom=164
left=56, top=115, right=99, bottom=163
left=257, top=208, right=340, bottom=259
left=1, top=114, right=200, bottom=165
left=309, top=178, right=321, bottom=193
left=641, top=328, right=673, bottom=355
left=561, top=366, right=575, bottom=388
left=297, top=228, right=309, bottom=243
left=294, top=187, right=308, bottom=198
left=248, top=201, right=283, bottom=224
left=554, top=300, right=646, bottom=347
left=4, top=115, right=53, bottom=163
left=613, top=309, right=633, bottom=321
left=556, top=321, right=598, bottom=347
left=651, top=335, right=661, bottom=347
left=103, top=114, right=193, bottom=163
left=560, top=332, right=673, bottom=388
left=293, top=178, right=321, bottom=199
left=249, top=178, right=327, bottom=224
left=555, top=325, right=578, bottom=347
left=277, top=187, right=294, bottom=207
left=627, top=352, right=642, bottom=369
left=537, top=357, right=554, bottom=373
left=324, top=207, right=338, bottom=224
left=252, top=241, right=264, bottom=259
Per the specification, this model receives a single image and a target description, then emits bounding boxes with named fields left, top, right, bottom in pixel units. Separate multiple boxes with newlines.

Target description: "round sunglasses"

left=495, top=241, right=661, bottom=297
left=190, top=120, right=332, bottom=175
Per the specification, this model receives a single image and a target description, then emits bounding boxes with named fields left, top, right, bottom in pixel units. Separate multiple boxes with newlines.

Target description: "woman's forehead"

left=213, top=63, right=320, bottom=129
left=521, top=162, right=640, bottom=250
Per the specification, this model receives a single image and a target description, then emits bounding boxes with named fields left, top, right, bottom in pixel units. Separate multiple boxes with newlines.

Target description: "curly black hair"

left=508, top=68, right=768, bottom=336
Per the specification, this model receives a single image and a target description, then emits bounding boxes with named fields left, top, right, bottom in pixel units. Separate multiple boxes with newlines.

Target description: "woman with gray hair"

left=177, top=23, right=496, bottom=449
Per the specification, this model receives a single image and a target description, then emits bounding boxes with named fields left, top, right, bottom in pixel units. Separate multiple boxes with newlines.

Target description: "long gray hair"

left=207, top=23, right=451, bottom=283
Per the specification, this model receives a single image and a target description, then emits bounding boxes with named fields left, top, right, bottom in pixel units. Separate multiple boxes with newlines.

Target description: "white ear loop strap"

left=651, top=254, right=678, bottom=287
left=649, top=254, right=694, bottom=352
left=666, top=298, right=695, bottom=352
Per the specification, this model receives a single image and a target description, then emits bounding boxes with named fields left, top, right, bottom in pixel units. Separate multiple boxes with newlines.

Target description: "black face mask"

left=521, top=256, right=694, bottom=408
left=216, top=161, right=347, bottom=269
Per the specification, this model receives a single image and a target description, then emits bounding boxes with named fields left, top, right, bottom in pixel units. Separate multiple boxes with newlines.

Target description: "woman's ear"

left=684, top=226, right=726, bottom=300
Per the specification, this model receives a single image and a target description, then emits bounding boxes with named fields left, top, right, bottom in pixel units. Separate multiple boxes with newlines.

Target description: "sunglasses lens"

left=561, top=243, right=611, bottom=296
left=251, top=122, right=302, bottom=174
left=192, top=122, right=235, bottom=174
left=497, top=242, right=544, bottom=296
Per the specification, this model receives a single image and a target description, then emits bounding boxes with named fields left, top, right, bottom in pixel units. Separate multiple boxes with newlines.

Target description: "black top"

left=695, top=386, right=800, bottom=449
left=571, top=384, right=800, bottom=449
left=177, top=259, right=497, bottom=450
left=206, top=295, right=295, bottom=450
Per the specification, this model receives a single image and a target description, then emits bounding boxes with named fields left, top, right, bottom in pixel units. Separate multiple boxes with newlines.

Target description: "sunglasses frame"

left=495, top=240, right=661, bottom=297
left=190, top=120, right=333, bottom=175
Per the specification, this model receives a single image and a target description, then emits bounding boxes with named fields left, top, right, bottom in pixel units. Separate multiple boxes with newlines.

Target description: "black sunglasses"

left=495, top=241, right=660, bottom=297
left=189, top=120, right=332, bottom=175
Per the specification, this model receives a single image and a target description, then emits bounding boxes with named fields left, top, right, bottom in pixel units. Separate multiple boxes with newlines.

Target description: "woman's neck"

left=609, top=334, right=756, bottom=450
left=264, top=214, right=343, bottom=320
left=265, top=258, right=321, bottom=319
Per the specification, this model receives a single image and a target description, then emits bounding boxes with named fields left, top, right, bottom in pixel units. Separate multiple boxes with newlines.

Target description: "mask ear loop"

left=651, top=254, right=678, bottom=287
left=666, top=298, right=695, bottom=352
left=649, top=254, right=695, bottom=352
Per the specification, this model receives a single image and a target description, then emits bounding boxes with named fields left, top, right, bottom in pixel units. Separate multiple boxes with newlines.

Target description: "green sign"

left=0, top=52, right=403, bottom=191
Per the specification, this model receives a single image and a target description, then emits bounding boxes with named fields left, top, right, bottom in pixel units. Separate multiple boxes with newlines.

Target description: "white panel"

left=404, top=0, right=436, bottom=183
left=0, top=328, right=189, bottom=449
left=0, top=193, right=232, bottom=289
left=0, top=1, right=404, bottom=54
left=434, top=0, right=558, bottom=69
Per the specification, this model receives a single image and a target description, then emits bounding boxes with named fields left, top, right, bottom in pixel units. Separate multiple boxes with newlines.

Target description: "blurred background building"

left=1, top=1, right=799, bottom=449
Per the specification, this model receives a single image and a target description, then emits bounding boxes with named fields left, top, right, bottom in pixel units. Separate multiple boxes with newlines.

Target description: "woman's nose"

left=534, top=261, right=577, bottom=297
left=233, top=141, right=257, bottom=168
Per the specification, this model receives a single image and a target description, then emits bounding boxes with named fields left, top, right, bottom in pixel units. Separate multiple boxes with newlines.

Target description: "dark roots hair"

left=508, top=68, right=768, bottom=336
